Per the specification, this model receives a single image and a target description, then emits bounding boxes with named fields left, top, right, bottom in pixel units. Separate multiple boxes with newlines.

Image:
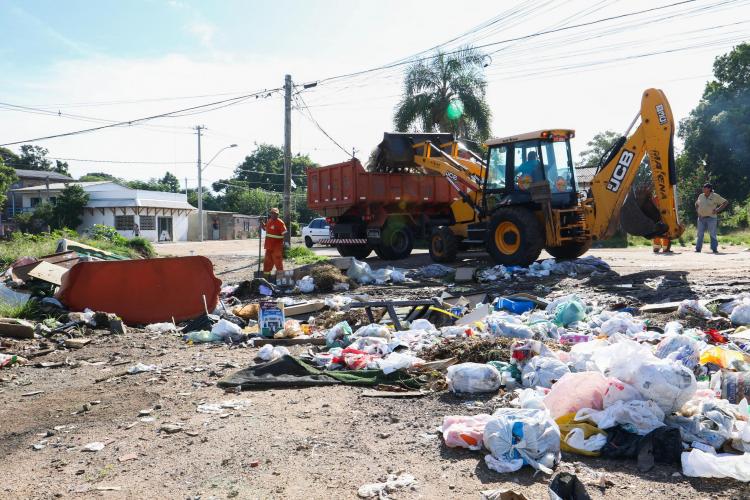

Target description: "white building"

left=11, top=181, right=196, bottom=242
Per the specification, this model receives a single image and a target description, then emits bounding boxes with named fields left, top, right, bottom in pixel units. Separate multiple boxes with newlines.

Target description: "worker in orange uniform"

left=260, top=208, right=287, bottom=278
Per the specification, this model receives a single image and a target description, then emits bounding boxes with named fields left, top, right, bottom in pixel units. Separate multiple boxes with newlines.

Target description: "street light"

left=198, top=142, right=237, bottom=242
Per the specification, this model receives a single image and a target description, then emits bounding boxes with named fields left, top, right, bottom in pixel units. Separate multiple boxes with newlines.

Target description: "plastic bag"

left=565, top=427, right=607, bottom=453
left=681, top=448, right=750, bottom=481
left=212, top=318, right=243, bottom=337
left=663, top=321, right=684, bottom=336
left=447, top=363, right=502, bottom=393
left=599, top=312, right=645, bottom=337
left=514, top=388, right=547, bottom=410
left=521, top=356, right=570, bottom=389
left=442, top=414, right=493, bottom=450
left=678, top=299, right=713, bottom=319
left=654, top=334, right=701, bottom=369
left=699, top=346, right=745, bottom=368
left=556, top=413, right=607, bottom=457
left=377, top=352, right=422, bottom=374
left=342, top=347, right=379, bottom=370
left=486, top=314, right=535, bottom=339
left=603, top=379, right=643, bottom=408
left=145, top=322, right=179, bottom=333
left=568, top=339, right=609, bottom=372
left=347, top=259, right=374, bottom=284
left=324, top=295, right=353, bottom=311
left=325, top=321, right=353, bottom=348
left=575, top=400, right=665, bottom=435
left=553, top=298, right=587, bottom=327
left=257, top=344, right=290, bottom=361
left=274, top=319, right=302, bottom=339
left=631, top=359, right=697, bottom=413
left=543, top=372, right=608, bottom=418
left=410, top=318, right=435, bottom=332
left=666, top=400, right=736, bottom=449
left=349, top=336, right=390, bottom=356
left=483, top=408, right=561, bottom=474
left=297, top=276, right=315, bottom=293
left=731, top=304, right=750, bottom=326
left=352, top=323, right=391, bottom=339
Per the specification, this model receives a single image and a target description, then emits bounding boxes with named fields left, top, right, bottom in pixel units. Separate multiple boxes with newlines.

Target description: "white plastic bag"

left=681, top=449, right=750, bottom=481
left=514, top=388, right=547, bottom=410
left=543, top=371, right=608, bottom=419
left=145, top=322, right=178, bottom=333
left=347, top=259, right=374, bottom=284
left=486, top=313, right=534, bottom=339
left=352, top=323, right=391, bottom=339
left=442, top=414, right=493, bottom=450
left=574, top=399, right=665, bottom=435
left=602, top=379, right=643, bottom=408
left=324, top=295, right=353, bottom=311
left=564, top=427, right=607, bottom=452
left=297, top=275, right=315, bottom=293
left=483, top=408, right=561, bottom=474
left=377, top=352, right=422, bottom=374
left=731, top=304, right=750, bottom=326
left=410, top=318, right=435, bottom=332
left=257, top=344, right=290, bottom=361
left=678, top=299, right=713, bottom=319
left=447, top=363, right=502, bottom=393
left=211, top=318, right=242, bottom=336
left=521, top=356, right=570, bottom=389
left=349, top=336, right=391, bottom=356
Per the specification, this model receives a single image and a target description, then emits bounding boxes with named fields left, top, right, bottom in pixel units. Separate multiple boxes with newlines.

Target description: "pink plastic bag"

left=543, top=371, right=609, bottom=418
left=442, top=414, right=493, bottom=450
left=603, top=378, right=643, bottom=408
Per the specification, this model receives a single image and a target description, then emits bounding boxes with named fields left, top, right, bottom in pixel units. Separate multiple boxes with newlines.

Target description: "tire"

left=373, top=246, right=390, bottom=260
left=429, top=226, right=458, bottom=263
left=379, top=223, right=414, bottom=260
left=304, top=236, right=313, bottom=248
left=486, top=207, right=544, bottom=266
left=545, top=240, right=592, bottom=260
left=336, top=245, right=372, bottom=260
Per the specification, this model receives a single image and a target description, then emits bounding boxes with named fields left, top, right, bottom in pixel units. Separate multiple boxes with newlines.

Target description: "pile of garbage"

left=477, top=255, right=611, bottom=281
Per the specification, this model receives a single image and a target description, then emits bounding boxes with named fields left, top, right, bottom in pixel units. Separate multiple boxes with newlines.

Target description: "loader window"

left=486, top=145, right=507, bottom=189
left=540, top=140, right=575, bottom=193
left=513, top=140, right=543, bottom=189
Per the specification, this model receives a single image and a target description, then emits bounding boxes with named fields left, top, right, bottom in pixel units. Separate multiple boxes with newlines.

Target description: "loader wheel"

left=378, top=224, right=414, bottom=260
left=429, top=226, right=458, bottom=263
left=545, top=241, right=592, bottom=260
left=487, top=207, right=544, bottom=266
left=336, top=245, right=371, bottom=260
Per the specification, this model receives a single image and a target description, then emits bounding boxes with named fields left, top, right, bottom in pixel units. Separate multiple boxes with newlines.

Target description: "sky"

left=0, top=0, right=748, bottom=192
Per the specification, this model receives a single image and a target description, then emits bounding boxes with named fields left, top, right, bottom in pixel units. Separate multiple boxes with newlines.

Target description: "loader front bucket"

left=56, top=256, right=222, bottom=324
left=620, top=185, right=667, bottom=238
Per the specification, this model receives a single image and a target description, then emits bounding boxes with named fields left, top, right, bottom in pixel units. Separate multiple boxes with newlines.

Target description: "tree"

left=214, top=144, right=314, bottom=194
left=679, top=43, right=750, bottom=205
left=54, top=160, right=70, bottom=176
left=16, top=145, right=53, bottom=171
left=52, top=184, right=89, bottom=229
left=160, top=171, right=181, bottom=193
left=79, top=172, right=120, bottom=182
left=0, top=156, right=18, bottom=209
left=577, top=130, right=620, bottom=168
left=0, top=147, right=19, bottom=167
left=394, top=46, right=491, bottom=142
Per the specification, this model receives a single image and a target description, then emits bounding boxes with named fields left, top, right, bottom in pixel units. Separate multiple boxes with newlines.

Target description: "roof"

left=11, top=181, right=110, bottom=192
left=86, top=199, right=196, bottom=211
left=485, top=129, right=575, bottom=146
left=13, top=169, right=73, bottom=181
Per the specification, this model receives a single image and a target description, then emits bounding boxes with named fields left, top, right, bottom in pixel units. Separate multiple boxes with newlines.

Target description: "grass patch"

left=285, top=245, right=329, bottom=265
left=593, top=226, right=750, bottom=249
left=0, top=300, right=38, bottom=319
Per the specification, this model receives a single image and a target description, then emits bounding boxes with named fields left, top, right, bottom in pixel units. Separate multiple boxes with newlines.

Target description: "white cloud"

left=185, top=21, right=216, bottom=48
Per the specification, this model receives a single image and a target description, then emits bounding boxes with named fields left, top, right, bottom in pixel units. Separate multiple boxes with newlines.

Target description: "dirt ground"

left=3, top=245, right=750, bottom=499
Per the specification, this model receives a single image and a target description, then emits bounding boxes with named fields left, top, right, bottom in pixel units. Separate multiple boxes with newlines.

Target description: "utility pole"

left=283, top=74, right=292, bottom=245
left=195, top=125, right=205, bottom=242
left=184, top=177, right=188, bottom=192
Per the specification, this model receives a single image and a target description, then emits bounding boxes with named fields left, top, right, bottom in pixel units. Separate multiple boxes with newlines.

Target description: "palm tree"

left=394, top=46, right=491, bottom=141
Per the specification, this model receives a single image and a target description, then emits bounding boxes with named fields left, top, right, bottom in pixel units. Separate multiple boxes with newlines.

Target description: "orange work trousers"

left=263, top=246, right=284, bottom=273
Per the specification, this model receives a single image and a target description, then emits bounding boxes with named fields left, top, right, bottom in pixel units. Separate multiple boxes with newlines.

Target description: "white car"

left=302, top=218, right=330, bottom=247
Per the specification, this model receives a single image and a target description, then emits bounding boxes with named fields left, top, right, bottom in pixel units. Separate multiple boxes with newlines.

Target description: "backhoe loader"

left=415, top=88, right=684, bottom=265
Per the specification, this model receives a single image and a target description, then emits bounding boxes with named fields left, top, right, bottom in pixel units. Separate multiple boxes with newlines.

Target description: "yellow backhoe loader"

left=411, top=88, right=684, bottom=266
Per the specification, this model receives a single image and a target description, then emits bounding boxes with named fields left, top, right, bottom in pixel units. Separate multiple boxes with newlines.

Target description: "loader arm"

left=587, top=88, right=684, bottom=240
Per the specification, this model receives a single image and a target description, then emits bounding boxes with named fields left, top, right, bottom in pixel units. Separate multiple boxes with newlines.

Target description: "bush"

left=284, top=245, right=328, bottom=264
left=125, top=237, right=155, bottom=258
left=291, top=221, right=300, bottom=237
left=89, top=224, right=126, bottom=244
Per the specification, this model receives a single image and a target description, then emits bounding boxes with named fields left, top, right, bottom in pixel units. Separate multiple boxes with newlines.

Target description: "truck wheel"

left=304, top=236, right=313, bottom=248
left=429, top=226, right=458, bottom=263
left=487, top=207, right=544, bottom=266
left=336, top=245, right=371, bottom=260
left=379, top=224, right=414, bottom=260
left=545, top=241, right=592, bottom=260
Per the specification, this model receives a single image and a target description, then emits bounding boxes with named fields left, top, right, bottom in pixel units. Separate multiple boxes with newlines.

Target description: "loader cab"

left=483, top=129, right=578, bottom=210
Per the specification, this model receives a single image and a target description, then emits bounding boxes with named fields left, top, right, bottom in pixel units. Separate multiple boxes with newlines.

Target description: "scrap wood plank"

left=284, top=301, right=325, bottom=316
left=252, top=337, right=325, bottom=347
left=640, top=299, right=714, bottom=313
left=27, top=261, right=68, bottom=286
left=0, top=318, right=34, bottom=339
left=361, top=390, right=431, bottom=398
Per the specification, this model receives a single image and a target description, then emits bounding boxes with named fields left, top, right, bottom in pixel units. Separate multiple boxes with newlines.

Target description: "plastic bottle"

left=183, top=330, right=222, bottom=343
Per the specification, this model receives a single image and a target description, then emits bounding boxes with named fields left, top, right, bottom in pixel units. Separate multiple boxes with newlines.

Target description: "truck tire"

left=487, top=207, right=544, bottom=266
left=429, top=226, right=458, bottom=263
left=378, top=224, right=414, bottom=260
left=336, top=245, right=372, bottom=260
left=545, top=241, right=592, bottom=260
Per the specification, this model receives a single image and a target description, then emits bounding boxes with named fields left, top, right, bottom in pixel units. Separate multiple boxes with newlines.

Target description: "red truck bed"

left=307, top=159, right=458, bottom=217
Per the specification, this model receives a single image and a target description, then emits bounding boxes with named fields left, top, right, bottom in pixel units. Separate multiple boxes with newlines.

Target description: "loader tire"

left=545, top=241, right=592, bottom=260
left=378, top=223, right=414, bottom=260
left=336, top=245, right=371, bottom=260
left=487, top=207, right=544, bottom=266
left=429, top=226, right=458, bottom=263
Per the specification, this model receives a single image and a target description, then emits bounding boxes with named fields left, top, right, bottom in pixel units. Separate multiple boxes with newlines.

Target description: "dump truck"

left=308, top=88, right=684, bottom=265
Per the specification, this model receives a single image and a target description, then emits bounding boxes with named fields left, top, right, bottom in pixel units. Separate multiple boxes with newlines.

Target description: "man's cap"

left=269, top=207, right=280, bottom=214
left=703, top=183, right=713, bottom=189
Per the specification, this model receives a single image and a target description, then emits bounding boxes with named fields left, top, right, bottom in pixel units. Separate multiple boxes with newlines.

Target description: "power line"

left=0, top=88, right=283, bottom=147
left=293, top=93, right=352, bottom=157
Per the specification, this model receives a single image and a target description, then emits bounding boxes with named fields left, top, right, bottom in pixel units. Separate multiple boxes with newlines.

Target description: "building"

left=10, top=181, right=196, bottom=242
left=3, top=169, right=74, bottom=220
left=187, top=210, right=261, bottom=241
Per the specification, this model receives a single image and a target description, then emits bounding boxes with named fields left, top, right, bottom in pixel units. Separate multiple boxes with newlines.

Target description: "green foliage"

left=290, top=221, right=300, bottom=237
left=79, top=172, right=119, bottom=182
left=53, top=184, right=89, bottom=229
left=126, top=171, right=181, bottom=192
left=577, top=130, right=620, bottom=168
left=0, top=299, right=38, bottom=320
left=679, top=43, right=750, bottom=208
left=284, top=245, right=328, bottom=264
left=395, top=46, right=491, bottom=142
left=89, top=224, right=127, bottom=244
left=160, top=171, right=181, bottom=192
left=213, top=144, right=315, bottom=194
left=0, top=156, right=17, bottom=208
left=125, top=237, right=155, bottom=258
left=0, top=146, right=19, bottom=166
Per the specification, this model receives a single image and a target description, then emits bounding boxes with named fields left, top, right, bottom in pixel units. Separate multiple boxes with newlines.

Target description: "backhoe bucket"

left=372, top=132, right=454, bottom=172
left=620, top=186, right=667, bottom=238
left=56, top=256, right=222, bottom=325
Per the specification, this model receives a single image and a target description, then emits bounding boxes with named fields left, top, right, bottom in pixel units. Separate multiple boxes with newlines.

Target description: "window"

left=540, top=141, right=575, bottom=193
left=243, top=221, right=250, bottom=232
left=513, top=140, right=543, bottom=189
left=139, top=215, right=156, bottom=230
left=487, top=146, right=507, bottom=189
left=115, top=215, right=135, bottom=230
left=30, top=197, right=42, bottom=208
